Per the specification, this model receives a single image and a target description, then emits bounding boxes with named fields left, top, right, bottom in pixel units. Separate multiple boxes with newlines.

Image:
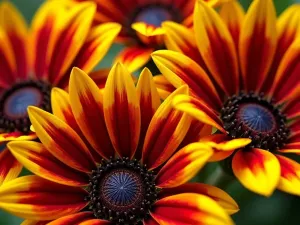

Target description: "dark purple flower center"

left=134, top=6, right=172, bottom=27
left=87, top=157, right=159, bottom=225
left=0, top=80, right=51, bottom=133
left=221, top=92, right=290, bottom=151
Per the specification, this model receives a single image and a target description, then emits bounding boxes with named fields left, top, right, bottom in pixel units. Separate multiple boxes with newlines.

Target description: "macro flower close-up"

left=0, top=64, right=238, bottom=225
left=151, top=0, right=300, bottom=197
left=0, top=0, right=120, bottom=188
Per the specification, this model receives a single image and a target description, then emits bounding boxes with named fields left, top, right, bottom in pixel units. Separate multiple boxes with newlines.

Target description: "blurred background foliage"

left=0, top=0, right=300, bottom=224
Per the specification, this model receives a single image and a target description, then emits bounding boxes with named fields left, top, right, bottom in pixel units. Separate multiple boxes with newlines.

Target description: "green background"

left=0, top=0, right=300, bottom=224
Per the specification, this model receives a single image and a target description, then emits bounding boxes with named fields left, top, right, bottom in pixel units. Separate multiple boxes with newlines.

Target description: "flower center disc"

left=0, top=80, right=51, bottom=133
left=134, top=6, right=172, bottom=27
left=221, top=92, right=290, bottom=151
left=88, top=157, right=159, bottom=225
left=100, top=169, right=144, bottom=211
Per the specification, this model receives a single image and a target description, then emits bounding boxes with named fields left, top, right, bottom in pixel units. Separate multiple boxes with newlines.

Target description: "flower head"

left=69, top=0, right=228, bottom=72
left=3, top=64, right=238, bottom=224
left=152, top=0, right=300, bottom=196
left=0, top=1, right=120, bottom=187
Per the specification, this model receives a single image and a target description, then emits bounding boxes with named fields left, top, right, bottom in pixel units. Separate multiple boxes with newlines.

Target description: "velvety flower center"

left=221, top=92, right=290, bottom=151
left=134, top=6, right=172, bottom=27
left=87, top=157, right=159, bottom=225
left=0, top=80, right=52, bottom=133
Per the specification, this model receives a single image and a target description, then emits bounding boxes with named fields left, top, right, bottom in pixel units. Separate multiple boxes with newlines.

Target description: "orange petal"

left=69, top=67, right=114, bottom=159
left=21, top=220, right=49, bottom=225
left=8, top=141, right=89, bottom=187
left=194, top=0, right=239, bottom=95
left=48, top=2, right=96, bottom=84
left=159, top=183, right=239, bottom=215
left=232, top=149, right=280, bottom=196
left=0, top=1, right=28, bottom=79
left=28, top=106, right=95, bottom=173
left=276, top=154, right=300, bottom=196
left=88, top=68, right=110, bottom=89
left=239, top=0, right=277, bottom=92
left=152, top=50, right=222, bottom=110
left=136, top=68, right=160, bottom=159
left=219, top=0, right=245, bottom=48
left=0, top=148, right=22, bottom=186
left=156, top=143, right=213, bottom=188
left=173, top=94, right=226, bottom=133
left=114, top=46, right=153, bottom=72
left=132, top=22, right=164, bottom=46
left=47, top=212, right=110, bottom=225
left=278, top=143, right=300, bottom=154
left=153, top=75, right=176, bottom=100
left=151, top=193, right=234, bottom=225
left=0, top=131, right=37, bottom=143
left=141, top=86, right=192, bottom=169
left=103, top=63, right=140, bottom=158
left=0, top=175, right=87, bottom=220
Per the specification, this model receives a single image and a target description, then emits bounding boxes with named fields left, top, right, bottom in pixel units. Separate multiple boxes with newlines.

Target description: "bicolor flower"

left=151, top=0, right=300, bottom=196
left=69, top=0, right=228, bottom=72
left=0, top=1, right=120, bottom=186
left=2, top=64, right=238, bottom=225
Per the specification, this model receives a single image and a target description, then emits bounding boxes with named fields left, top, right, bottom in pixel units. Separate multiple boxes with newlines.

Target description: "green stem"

left=206, top=165, right=235, bottom=190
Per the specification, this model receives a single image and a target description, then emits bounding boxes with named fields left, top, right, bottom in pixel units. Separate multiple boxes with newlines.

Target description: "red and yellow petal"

left=151, top=193, right=234, bottom=225
left=219, top=0, right=245, bottom=48
left=21, top=220, right=49, bottom=225
left=0, top=175, right=87, bottom=220
left=173, top=94, right=226, bottom=133
left=69, top=67, right=114, bottom=159
left=194, top=0, right=239, bottom=96
left=0, top=1, right=28, bottom=79
left=132, top=22, right=164, bottom=46
left=200, top=134, right=251, bottom=162
left=0, top=28, right=16, bottom=86
left=262, top=4, right=300, bottom=92
left=269, top=38, right=300, bottom=102
left=159, top=183, right=239, bottom=215
left=156, top=143, right=213, bottom=188
left=152, top=50, right=222, bottom=110
left=0, top=148, right=22, bottom=186
left=28, top=106, right=95, bottom=173
left=48, top=2, right=96, bottom=85
left=103, top=63, right=141, bottom=158
left=0, top=132, right=37, bottom=143
left=239, top=0, right=277, bottom=92
left=47, top=212, right=110, bottom=225
left=136, top=68, right=161, bottom=159
left=30, top=1, right=66, bottom=79
left=232, top=148, right=280, bottom=196
left=8, top=141, right=89, bottom=187
left=114, top=46, right=154, bottom=73
left=88, top=69, right=110, bottom=89
left=162, top=21, right=205, bottom=68
left=153, top=75, right=176, bottom=100
left=141, top=86, right=192, bottom=169
left=276, top=155, right=300, bottom=196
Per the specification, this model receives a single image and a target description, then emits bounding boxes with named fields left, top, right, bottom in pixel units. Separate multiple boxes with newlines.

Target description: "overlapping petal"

left=103, top=63, right=141, bottom=158
left=8, top=141, right=89, bottom=187
left=156, top=143, right=213, bottom=188
left=153, top=75, right=176, bottom=100
left=239, top=0, right=277, bottom=92
left=151, top=193, right=234, bottom=225
left=0, top=148, right=22, bottom=186
left=276, top=155, right=300, bottom=196
left=0, top=175, right=87, bottom=220
left=47, top=212, right=110, bottom=225
left=232, top=149, right=280, bottom=196
left=194, top=0, right=239, bottom=96
left=28, top=106, right=95, bottom=173
left=159, top=183, right=239, bottom=215
left=142, top=86, right=192, bottom=169
left=69, top=67, right=114, bottom=159
left=152, top=50, right=222, bottom=110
